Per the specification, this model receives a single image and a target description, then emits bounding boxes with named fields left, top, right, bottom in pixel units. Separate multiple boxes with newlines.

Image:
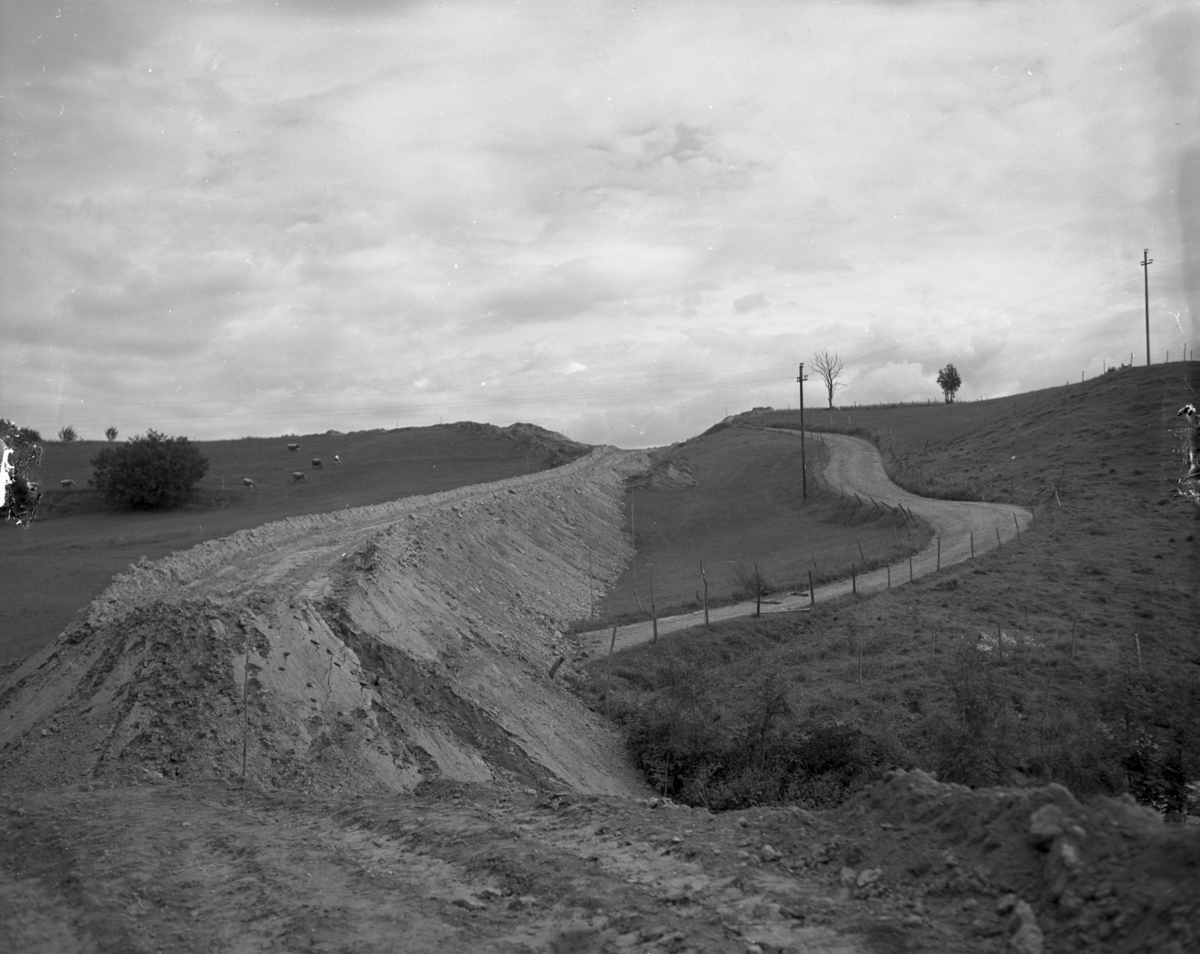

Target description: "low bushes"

left=90, top=430, right=209, bottom=510
left=608, top=648, right=898, bottom=811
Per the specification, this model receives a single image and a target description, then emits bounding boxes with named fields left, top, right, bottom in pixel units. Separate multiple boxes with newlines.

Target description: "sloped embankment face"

left=0, top=450, right=650, bottom=797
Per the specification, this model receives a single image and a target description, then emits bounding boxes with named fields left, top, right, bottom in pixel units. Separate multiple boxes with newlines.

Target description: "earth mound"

left=447, top=421, right=592, bottom=468
left=0, top=449, right=648, bottom=797
left=626, top=457, right=697, bottom=491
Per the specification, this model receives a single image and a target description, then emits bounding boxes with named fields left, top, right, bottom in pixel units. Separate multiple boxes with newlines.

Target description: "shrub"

left=58, top=425, right=79, bottom=442
left=105, top=426, right=118, bottom=442
left=90, top=430, right=209, bottom=509
left=1, top=420, right=41, bottom=444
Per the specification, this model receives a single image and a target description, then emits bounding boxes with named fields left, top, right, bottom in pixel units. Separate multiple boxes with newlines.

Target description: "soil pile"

left=625, top=456, right=696, bottom=491
left=450, top=421, right=593, bottom=469
left=0, top=448, right=648, bottom=797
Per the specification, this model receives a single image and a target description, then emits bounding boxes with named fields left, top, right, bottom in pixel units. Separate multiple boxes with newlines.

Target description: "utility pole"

left=797, top=363, right=808, bottom=499
left=1142, top=248, right=1153, bottom=366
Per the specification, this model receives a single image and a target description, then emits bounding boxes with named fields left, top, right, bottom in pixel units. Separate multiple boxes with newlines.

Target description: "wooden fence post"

left=1014, top=514, right=1021, bottom=543
left=851, top=563, right=857, bottom=595
left=754, top=561, right=762, bottom=618
left=649, top=563, right=658, bottom=645
left=604, top=626, right=617, bottom=718
left=809, top=570, right=815, bottom=606
left=996, top=527, right=1001, bottom=549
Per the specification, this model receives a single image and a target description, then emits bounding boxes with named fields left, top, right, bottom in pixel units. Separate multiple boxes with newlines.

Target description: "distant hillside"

left=0, top=421, right=593, bottom=666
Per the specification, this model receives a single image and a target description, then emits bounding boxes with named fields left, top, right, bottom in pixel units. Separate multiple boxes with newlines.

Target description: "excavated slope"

left=0, top=448, right=650, bottom=796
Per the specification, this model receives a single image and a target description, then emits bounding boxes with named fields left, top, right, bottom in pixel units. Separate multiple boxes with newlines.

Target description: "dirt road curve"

left=578, top=432, right=1031, bottom=656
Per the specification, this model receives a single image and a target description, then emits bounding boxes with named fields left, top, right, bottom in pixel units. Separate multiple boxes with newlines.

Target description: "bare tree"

left=812, top=349, right=845, bottom=409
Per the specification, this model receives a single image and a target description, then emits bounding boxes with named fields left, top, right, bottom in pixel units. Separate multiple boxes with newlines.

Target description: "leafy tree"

left=105, top=426, right=118, bottom=442
left=0, top=420, right=40, bottom=444
left=58, top=425, right=79, bottom=442
left=812, top=349, right=846, bottom=409
left=937, top=364, right=962, bottom=404
left=90, top=430, right=209, bottom=510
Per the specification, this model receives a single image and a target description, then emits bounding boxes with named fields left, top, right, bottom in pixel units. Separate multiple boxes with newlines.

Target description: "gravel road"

left=577, top=431, right=1032, bottom=656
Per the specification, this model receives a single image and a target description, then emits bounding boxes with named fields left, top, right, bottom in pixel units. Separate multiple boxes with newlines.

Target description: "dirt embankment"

left=0, top=448, right=650, bottom=797
left=2, top=436, right=1198, bottom=952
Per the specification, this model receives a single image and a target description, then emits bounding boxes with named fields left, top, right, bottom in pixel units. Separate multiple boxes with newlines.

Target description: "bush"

left=58, top=425, right=79, bottom=442
left=1, top=420, right=41, bottom=444
left=105, top=426, right=118, bottom=442
left=90, top=430, right=209, bottom=509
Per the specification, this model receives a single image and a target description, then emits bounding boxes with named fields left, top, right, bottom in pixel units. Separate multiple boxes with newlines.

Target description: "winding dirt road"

left=577, top=431, right=1032, bottom=656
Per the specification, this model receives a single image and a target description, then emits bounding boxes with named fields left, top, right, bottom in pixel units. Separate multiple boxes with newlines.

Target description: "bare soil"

left=3, top=377, right=1198, bottom=952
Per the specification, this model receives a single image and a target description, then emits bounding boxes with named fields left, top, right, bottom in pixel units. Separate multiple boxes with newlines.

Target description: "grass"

left=581, top=363, right=1200, bottom=814
left=0, top=422, right=587, bottom=666
left=575, top=425, right=932, bottom=630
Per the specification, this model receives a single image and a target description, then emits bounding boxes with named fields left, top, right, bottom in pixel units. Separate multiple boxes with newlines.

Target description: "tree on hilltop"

left=105, top=426, right=118, bottom=442
left=937, top=364, right=962, bottom=404
left=58, top=425, right=79, bottom=442
left=90, top=430, right=209, bottom=510
left=812, top=349, right=846, bottom=409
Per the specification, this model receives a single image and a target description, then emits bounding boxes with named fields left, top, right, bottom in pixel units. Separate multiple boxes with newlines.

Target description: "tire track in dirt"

left=576, top=432, right=1032, bottom=655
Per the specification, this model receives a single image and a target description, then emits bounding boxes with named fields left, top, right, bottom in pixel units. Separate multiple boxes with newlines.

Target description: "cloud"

left=1, top=1, right=1193, bottom=448
left=733, top=293, right=769, bottom=314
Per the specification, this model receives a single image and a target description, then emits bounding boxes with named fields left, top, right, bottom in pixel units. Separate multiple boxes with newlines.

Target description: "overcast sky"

left=2, top=0, right=1197, bottom=448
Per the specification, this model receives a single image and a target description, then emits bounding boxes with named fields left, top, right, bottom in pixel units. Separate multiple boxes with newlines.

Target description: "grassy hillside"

left=583, top=363, right=1200, bottom=813
left=587, top=426, right=931, bottom=627
left=0, top=422, right=588, bottom=666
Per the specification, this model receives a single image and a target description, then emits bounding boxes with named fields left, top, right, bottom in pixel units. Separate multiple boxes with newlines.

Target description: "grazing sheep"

left=287, top=443, right=300, bottom=452
left=60, top=479, right=75, bottom=488
left=333, top=454, right=341, bottom=464
left=292, top=471, right=307, bottom=483
left=311, top=458, right=322, bottom=469
left=242, top=478, right=257, bottom=489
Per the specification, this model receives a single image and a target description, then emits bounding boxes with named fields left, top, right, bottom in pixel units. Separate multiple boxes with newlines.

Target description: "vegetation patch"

left=576, top=425, right=931, bottom=631
left=587, top=365, right=1200, bottom=818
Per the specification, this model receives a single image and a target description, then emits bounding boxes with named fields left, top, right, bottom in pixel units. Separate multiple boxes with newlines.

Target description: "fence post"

left=809, top=570, right=815, bottom=606
left=851, top=563, right=857, bottom=595
left=754, top=561, right=762, bottom=618
left=996, top=527, right=1001, bottom=550
left=604, top=625, right=617, bottom=719
left=649, top=563, right=658, bottom=645
left=1014, top=514, right=1021, bottom=543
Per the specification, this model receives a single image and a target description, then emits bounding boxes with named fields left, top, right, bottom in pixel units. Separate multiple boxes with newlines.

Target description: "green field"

left=588, top=426, right=930, bottom=627
left=583, top=364, right=1200, bottom=814
left=0, top=422, right=585, bottom=666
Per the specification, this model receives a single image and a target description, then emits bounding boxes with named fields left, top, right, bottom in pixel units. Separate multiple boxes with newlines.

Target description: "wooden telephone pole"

left=1142, top=248, right=1153, bottom=366
left=797, top=363, right=808, bottom=499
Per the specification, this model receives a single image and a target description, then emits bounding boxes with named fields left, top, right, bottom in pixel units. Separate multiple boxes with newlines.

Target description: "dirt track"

left=3, top=431, right=1197, bottom=953
left=576, top=432, right=1031, bottom=656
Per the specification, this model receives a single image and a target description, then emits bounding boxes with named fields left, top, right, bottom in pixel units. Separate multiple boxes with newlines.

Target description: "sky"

left=2, top=0, right=1197, bottom=448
